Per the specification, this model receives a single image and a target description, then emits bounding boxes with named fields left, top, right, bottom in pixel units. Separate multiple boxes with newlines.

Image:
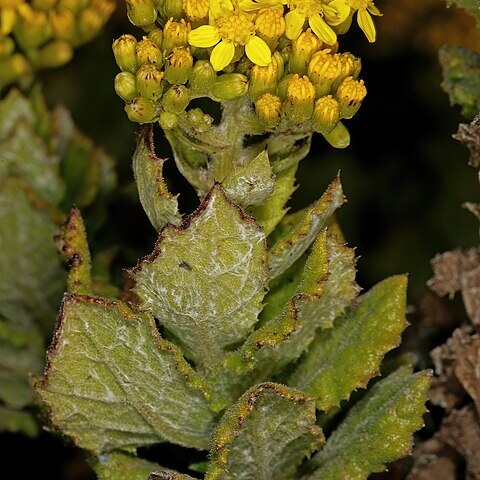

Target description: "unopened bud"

left=308, top=49, right=342, bottom=97
left=162, top=85, right=190, bottom=113
left=183, top=0, right=208, bottom=27
left=16, top=5, right=52, bottom=48
left=33, top=0, right=58, bottom=10
left=189, top=59, right=216, bottom=94
left=78, top=7, right=104, bottom=42
left=136, top=37, right=163, bottom=67
left=125, top=0, right=157, bottom=28
left=92, top=0, right=116, bottom=18
left=49, top=9, right=76, bottom=43
left=283, top=74, right=315, bottom=124
left=136, top=64, right=164, bottom=99
left=0, top=8, right=16, bottom=36
left=255, top=93, right=282, bottom=129
left=57, top=0, right=88, bottom=12
left=159, top=111, right=178, bottom=130
left=312, top=95, right=339, bottom=134
left=162, top=17, right=190, bottom=54
left=0, top=53, right=31, bottom=85
left=114, top=71, right=137, bottom=101
left=163, top=0, right=183, bottom=19
left=125, top=97, right=157, bottom=123
left=187, top=108, right=213, bottom=132
left=255, top=5, right=285, bottom=50
left=289, top=29, right=322, bottom=75
left=211, top=73, right=248, bottom=101
left=277, top=73, right=294, bottom=100
left=147, top=28, right=163, bottom=47
left=0, top=36, right=14, bottom=59
left=249, top=59, right=278, bottom=102
left=113, top=34, right=138, bottom=73
left=335, top=76, right=366, bottom=118
left=164, top=46, right=193, bottom=85
left=322, top=121, right=350, bottom=149
left=37, top=40, right=73, bottom=67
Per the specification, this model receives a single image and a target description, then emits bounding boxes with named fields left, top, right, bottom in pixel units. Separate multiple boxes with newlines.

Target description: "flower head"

left=188, top=0, right=272, bottom=71
left=344, top=0, right=382, bottom=42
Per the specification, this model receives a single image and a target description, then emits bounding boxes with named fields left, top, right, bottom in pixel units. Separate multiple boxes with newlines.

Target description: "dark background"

left=4, top=1, right=480, bottom=477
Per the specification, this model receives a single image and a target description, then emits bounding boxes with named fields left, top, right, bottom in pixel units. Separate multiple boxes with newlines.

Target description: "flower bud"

left=335, top=76, right=366, bottom=118
left=125, top=0, right=157, bottom=28
left=162, top=17, right=190, bottom=54
left=189, top=59, right=216, bottom=94
left=113, top=34, right=138, bottom=73
left=136, top=64, right=164, bottom=99
left=187, top=108, right=213, bottom=132
left=283, top=74, right=315, bottom=124
left=37, top=40, right=73, bottom=68
left=159, top=111, right=178, bottom=130
left=57, top=0, right=88, bottom=12
left=255, top=6, right=285, bottom=50
left=249, top=59, right=278, bottom=102
left=162, top=85, right=190, bottom=113
left=211, top=73, right=248, bottom=101
left=136, top=37, right=163, bottom=67
left=78, top=7, right=103, bottom=42
left=255, top=93, right=282, bottom=129
left=16, top=4, right=52, bottom=48
left=114, top=71, right=137, bottom=101
left=49, top=9, right=76, bottom=43
left=0, top=36, right=14, bottom=59
left=289, top=29, right=322, bottom=76
left=322, top=121, right=350, bottom=149
left=33, top=0, right=57, bottom=10
left=312, top=95, right=339, bottom=134
left=0, top=53, right=31, bottom=84
left=0, top=8, right=16, bottom=36
left=277, top=73, right=294, bottom=100
left=308, top=49, right=342, bottom=97
left=147, top=28, right=163, bottom=47
left=163, top=0, right=183, bottom=19
left=164, top=46, right=193, bottom=85
left=125, top=97, right=157, bottom=123
left=183, top=0, right=208, bottom=27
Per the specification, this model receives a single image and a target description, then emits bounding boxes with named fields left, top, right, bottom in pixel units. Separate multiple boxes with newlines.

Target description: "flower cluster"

left=114, top=0, right=379, bottom=145
left=0, top=0, right=115, bottom=87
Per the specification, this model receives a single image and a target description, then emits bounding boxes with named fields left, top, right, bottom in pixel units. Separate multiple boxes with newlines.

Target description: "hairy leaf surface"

left=133, top=125, right=182, bottom=231
left=305, top=367, right=431, bottom=479
left=132, top=185, right=267, bottom=369
left=268, top=175, right=345, bottom=279
left=36, top=296, right=216, bottom=454
left=206, top=382, right=324, bottom=480
left=288, top=276, right=407, bottom=411
left=95, top=452, right=165, bottom=480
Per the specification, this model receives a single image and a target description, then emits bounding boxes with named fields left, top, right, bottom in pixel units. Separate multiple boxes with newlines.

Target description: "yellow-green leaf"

left=288, top=275, right=408, bottom=411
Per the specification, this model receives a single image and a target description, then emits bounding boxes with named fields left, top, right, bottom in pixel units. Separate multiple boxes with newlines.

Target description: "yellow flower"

left=188, top=0, right=272, bottom=71
left=285, top=0, right=350, bottom=45
left=344, top=0, right=382, bottom=43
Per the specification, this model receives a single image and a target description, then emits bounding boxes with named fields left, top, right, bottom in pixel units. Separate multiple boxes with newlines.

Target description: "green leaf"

left=305, top=367, right=431, bottom=480
left=268, top=175, right=345, bottom=279
left=206, top=382, right=324, bottom=480
left=0, top=179, right=64, bottom=329
left=133, top=125, right=182, bottom=231
left=56, top=206, right=93, bottom=295
left=267, top=133, right=312, bottom=174
left=35, top=295, right=216, bottom=454
left=95, top=452, right=164, bottom=480
left=440, top=46, right=480, bottom=119
left=288, top=276, right=408, bottom=411
left=250, top=164, right=297, bottom=236
left=0, top=89, right=35, bottom=140
left=446, top=0, right=480, bottom=28
left=0, top=302, right=44, bottom=409
left=131, top=185, right=267, bottom=369
left=0, top=406, right=39, bottom=437
left=223, top=149, right=275, bottom=208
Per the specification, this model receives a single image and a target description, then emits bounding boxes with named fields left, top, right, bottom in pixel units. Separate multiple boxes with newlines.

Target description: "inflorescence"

left=113, top=0, right=380, bottom=145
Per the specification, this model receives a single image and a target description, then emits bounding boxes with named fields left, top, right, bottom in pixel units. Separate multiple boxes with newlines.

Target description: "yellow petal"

left=209, top=0, right=234, bottom=20
left=357, top=9, right=376, bottom=43
left=210, top=40, right=235, bottom=71
left=285, top=10, right=305, bottom=40
left=324, top=0, right=351, bottom=26
left=309, top=13, right=337, bottom=45
left=188, top=25, right=221, bottom=48
left=367, top=4, right=382, bottom=16
left=245, top=35, right=272, bottom=66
